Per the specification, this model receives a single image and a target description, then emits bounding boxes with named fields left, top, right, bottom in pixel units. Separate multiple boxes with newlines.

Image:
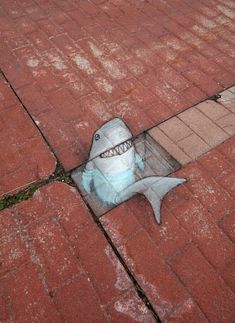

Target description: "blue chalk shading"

left=82, top=153, right=144, bottom=205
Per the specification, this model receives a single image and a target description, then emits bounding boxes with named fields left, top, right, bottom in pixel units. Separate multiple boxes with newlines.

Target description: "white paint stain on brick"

left=27, top=59, right=40, bottom=67
left=105, top=245, right=130, bottom=291
left=137, top=275, right=173, bottom=319
left=73, top=53, right=96, bottom=75
left=89, top=41, right=126, bottom=80
left=89, top=100, right=111, bottom=121
left=89, top=41, right=103, bottom=58
left=75, top=121, right=89, bottom=129
left=94, top=77, right=113, bottom=93
left=217, top=5, right=235, bottom=19
left=114, top=295, right=151, bottom=322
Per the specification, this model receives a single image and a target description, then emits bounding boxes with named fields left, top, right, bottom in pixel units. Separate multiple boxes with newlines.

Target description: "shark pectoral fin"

left=82, top=162, right=95, bottom=194
left=119, top=177, right=186, bottom=224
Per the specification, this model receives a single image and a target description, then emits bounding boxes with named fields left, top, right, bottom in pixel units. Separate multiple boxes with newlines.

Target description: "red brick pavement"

left=1, top=140, right=234, bottom=322
left=101, top=138, right=235, bottom=322
left=0, top=182, right=155, bottom=322
left=1, top=0, right=235, bottom=322
left=0, top=0, right=234, bottom=169
left=0, top=73, right=56, bottom=197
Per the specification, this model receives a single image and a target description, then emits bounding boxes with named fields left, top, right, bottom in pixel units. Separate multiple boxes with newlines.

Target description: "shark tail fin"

left=141, top=177, right=186, bottom=224
left=118, top=176, right=186, bottom=224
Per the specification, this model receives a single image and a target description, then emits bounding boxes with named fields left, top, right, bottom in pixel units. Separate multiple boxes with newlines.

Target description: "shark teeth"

left=100, top=139, right=133, bottom=158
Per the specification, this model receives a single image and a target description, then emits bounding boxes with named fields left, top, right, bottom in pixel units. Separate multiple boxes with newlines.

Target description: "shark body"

left=82, top=118, right=185, bottom=224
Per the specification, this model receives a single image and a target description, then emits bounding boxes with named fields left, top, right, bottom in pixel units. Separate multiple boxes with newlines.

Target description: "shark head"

left=87, top=118, right=135, bottom=175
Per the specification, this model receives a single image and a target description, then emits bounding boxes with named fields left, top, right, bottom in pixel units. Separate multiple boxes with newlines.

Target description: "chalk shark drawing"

left=82, top=118, right=186, bottom=224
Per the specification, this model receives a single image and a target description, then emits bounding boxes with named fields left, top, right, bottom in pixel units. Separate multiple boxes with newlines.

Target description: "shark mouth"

left=100, top=139, right=133, bottom=158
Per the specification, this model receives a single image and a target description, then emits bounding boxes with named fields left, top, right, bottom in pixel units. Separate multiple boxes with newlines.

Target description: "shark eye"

left=95, top=133, right=100, bottom=141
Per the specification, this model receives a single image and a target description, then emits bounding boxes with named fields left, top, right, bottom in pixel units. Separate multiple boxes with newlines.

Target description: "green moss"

left=0, top=162, right=74, bottom=211
left=0, top=183, right=38, bottom=210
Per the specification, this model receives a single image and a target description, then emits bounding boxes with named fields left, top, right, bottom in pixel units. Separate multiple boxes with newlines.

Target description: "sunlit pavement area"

left=0, top=0, right=235, bottom=321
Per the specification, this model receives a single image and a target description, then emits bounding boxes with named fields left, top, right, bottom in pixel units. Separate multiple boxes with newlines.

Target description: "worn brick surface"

left=1, top=1, right=235, bottom=321
left=101, top=138, right=235, bottom=321
left=0, top=0, right=234, bottom=170
left=0, top=182, right=154, bottom=322
left=1, top=262, right=61, bottom=323
left=0, top=74, right=56, bottom=197
left=170, top=245, right=235, bottom=323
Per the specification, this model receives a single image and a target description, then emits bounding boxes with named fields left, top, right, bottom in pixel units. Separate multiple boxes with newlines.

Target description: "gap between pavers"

left=0, top=73, right=57, bottom=198
left=149, top=87, right=235, bottom=166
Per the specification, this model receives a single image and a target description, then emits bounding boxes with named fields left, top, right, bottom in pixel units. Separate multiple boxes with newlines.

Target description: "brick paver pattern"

left=0, top=0, right=235, bottom=170
left=0, top=0, right=235, bottom=322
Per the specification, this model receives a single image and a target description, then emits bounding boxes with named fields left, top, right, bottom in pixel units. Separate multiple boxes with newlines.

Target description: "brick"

left=62, top=20, right=88, bottom=41
left=90, top=73, right=124, bottom=102
left=0, top=97, right=56, bottom=196
left=106, top=288, right=155, bottom=322
left=163, top=181, right=192, bottom=210
left=0, top=233, right=29, bottom=277
left=127, top=197, right=190, bottom=258
left=124, top=80, right=158, bottom=106
left=221, top=259, right=235, bottom=293
left=151, top=81, right=188, bottom=114
left=18, top=83, right=53, bottom=117
left=64, top=76, right=92, bottom=99
left=72, top=221, right=132, bottom=304
left=101, top=203, right=141, bottom=247
left=219, top=213, right=235, bottom=243
left=50, top=33, right=78, bottom=57
left=1, top=60, right=33, bottom=89
left=159, top=117, right=192, bottom=142
left=0, top=75, right=19, bottom=110
left=0, top=209, right=18, bottom=244
left=28, top=219, right=81, bottom=290
left=170, top=244, right=235, bottom=323
left=149, top=127, right=192, bottom=165
left=46, top=88, right=82, bottom=122
left=217, top=171, right=235, bottom=198
left=177, top=133, right=210, bottom=159
left=196, top=100, right=229, bottom=121
left=1, top=262, right=60, bottom=322
left=199, top=149, right=234, bottom=178
left=177, top=162, right=235, bottom=219
left=216, top=113, right=235, bottom=136
left=220, top=99, right=235, bottom=113
left=119, top=230, right=188, bottom=320
left=182, top=68, right=222, bottom=96
left=45, top=183, right=93, bottom=236
left=124, top=58, right=149, bottom=77
left=165, top=298, right=208, bottom=323
left=25, top=4, right=49, bottom=21
left=145, top=101, right=173, bottom=124
left=37, top=19, right=62, bottom=37
left=218, top=137, right=235, bottom=164
left=54, top=274, right=106, bottom=322
left=15, top=16, right=37, bottom=34
left=178, top=108, right=229, bottom=147
left=21, top=136, right=56, bottom=178
left=31, top=66, right=62, bottom=92
left=0, top=295, right=11, bottom=322
left=110, top=98, right=154, bottom=135
left=32, top=110, right=77, bottom=150
left=172, top=199, right=235, bottom=269
left=2, top=30, right=29, bottom=49
left=26, top=30, right=54, bottom=52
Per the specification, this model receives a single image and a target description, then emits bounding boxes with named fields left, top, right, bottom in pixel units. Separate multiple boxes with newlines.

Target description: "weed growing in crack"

left=0, top=183, right=38, bottom=210
left=0, top=163, right=73, bottom=211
